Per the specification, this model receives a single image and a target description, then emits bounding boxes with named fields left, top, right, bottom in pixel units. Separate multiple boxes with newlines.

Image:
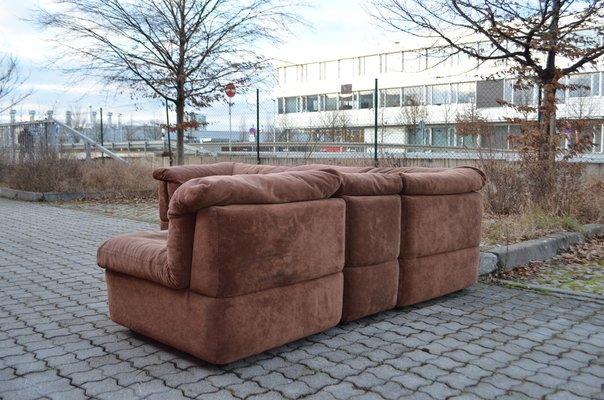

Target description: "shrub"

left=0, top=154, right=155, bottom=196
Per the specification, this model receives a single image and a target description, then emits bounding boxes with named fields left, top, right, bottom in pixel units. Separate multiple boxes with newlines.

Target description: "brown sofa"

left=98, top=171, right=347, bottom=364
left=98, top=163, right=485, bottom=364
left=152, top=162, right=486, bottom=308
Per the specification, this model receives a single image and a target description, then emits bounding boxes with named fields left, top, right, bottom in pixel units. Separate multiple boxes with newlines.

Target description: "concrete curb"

left=0, top=188, right=104, bottom=202
left=479, top=223, right=604, bottom=275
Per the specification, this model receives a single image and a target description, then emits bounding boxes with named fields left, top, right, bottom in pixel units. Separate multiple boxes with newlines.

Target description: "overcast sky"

left=0, top=0, right=384, bottom=128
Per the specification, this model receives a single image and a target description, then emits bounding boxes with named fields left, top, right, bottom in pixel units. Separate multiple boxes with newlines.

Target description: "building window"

left=381, top=88, right=401, bottom=107
left=403, top=86, right=424, bottom=105
left=321, top=94, right=338, bottom=111
left=428, top=84, right=450, bottom=105
left=284, top=97, right=297, bottom=113
left=431, top=127, right=454, bottom=147
left=340, top=94, right=355, bottom=110
left=385, top=52, right=403, bottom=73
left=363, top=55, right=381, bottom=76
left=304, top=95, right=318, bottom=112
left=358, top=91, right=374, bottom=109
left=476, top=79, right=503, bottom=108
left=403, top=51, right=423, bottom=73
left=568, top=73, right=600, bottom=97
left=455, top=82, right=475, bottom=104
left=513, top=85, right=536, bottom=105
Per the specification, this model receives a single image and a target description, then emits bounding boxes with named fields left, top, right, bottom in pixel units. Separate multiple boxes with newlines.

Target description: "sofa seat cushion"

left=105, top=270, right=343, bottom=364
left=97, top=230, right=188, bottom=289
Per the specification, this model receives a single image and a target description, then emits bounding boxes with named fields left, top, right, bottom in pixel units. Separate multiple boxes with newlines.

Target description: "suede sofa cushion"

left=162, top=171, right=343, bottom=288
left=338, top=172, right=403, bottom=196
left=97, top=230, right=190, bottom=289
left=400, top=167, right=486, bottom=195
left=190, top=199, right=346, bottom=298
left=152, top=162, right=235, bottom=184
left=168, top=170, right=342, bottom=216
left=232, top=163, right=289, bottom=174
left=400, top=192, right=483, bottom=258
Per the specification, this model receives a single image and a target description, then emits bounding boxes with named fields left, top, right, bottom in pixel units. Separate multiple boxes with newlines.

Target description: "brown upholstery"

left=98, top=164, right=486, bottom=363
left=98, top=170, right=346, bottom=364
left=337, top=172, right=402, bottom=322
left=106, top=270, right=342, bottom=365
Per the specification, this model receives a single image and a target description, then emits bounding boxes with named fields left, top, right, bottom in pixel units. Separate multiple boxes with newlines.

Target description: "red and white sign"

left=225, top=83, right=236, bottom=98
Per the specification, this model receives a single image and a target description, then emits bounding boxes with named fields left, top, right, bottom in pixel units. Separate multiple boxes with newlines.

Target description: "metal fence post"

left=374, top=78, right=378, bottom=166
left=256, top=88, right=261, bottom=164
left=9, top=109, right=16, bottom=163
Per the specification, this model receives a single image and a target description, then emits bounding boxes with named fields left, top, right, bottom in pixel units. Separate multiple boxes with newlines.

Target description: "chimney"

left=29, top=110, right=36, bottom=121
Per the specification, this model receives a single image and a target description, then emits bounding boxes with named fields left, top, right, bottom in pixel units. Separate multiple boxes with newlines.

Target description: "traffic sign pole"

left=225, top=84, right=236, bottom=152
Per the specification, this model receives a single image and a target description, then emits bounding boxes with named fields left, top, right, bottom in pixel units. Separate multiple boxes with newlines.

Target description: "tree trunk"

left=175, top=98, right=185, bottom=165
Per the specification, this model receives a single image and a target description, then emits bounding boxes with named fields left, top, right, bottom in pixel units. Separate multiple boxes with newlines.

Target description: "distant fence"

left=1, top=79, right=603, bottom=167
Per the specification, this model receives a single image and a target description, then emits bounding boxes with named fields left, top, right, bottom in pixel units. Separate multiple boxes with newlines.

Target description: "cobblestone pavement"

left=1, top=198, right=604, bottom=400
left=50, top=200, right=160, bottom=226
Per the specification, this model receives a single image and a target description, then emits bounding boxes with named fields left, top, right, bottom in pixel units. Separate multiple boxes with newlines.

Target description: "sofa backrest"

left=166, top=171, right=346, bottom=297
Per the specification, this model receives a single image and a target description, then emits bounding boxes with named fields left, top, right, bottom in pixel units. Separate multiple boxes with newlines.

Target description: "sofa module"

left=152, top=162, right=487, bottom=310
left=98, top=171, right=346, bottom=364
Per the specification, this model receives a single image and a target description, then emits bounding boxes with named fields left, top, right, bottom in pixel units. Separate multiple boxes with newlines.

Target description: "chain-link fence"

left=2, top=77, right=604, bottom=167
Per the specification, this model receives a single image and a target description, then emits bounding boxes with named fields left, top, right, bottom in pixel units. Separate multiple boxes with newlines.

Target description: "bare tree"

left=455, top=102, right=494, bottom=147
left=35, top=0, right=304, bottom=165
left=371, top=0, right=604, bottom=200
left=0, top=53, right=32, bottom=113
left=397, top=95, right=428, bottom=146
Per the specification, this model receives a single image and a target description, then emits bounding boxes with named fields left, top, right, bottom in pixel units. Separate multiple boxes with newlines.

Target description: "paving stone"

left=252, top=371, right=293, bottom=388
left=299, top=372, right=339, bottom=390
left=391, top=372, right=432, bottom=391
left=227, top=380, right=268, bottom=398
left=323, top=382, right=366, bottom=399
left=545, top=390, right=591, bottom=400
left=131, top=388, right=188, bottom=400
left=436, top=371, right=480, bottom=390
left=371, top=381, right=414, bottom=400
left=2, top=198, right=604, bottom=400
left=419, top=381, right=461, bottom=398
left=178, top=379, right=222, bottom=397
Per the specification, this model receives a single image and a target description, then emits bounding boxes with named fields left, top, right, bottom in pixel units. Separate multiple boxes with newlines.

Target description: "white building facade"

left=273, top=37, right=604, bottom=154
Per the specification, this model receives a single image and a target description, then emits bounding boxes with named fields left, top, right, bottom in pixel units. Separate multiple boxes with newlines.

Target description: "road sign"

left=225, top=83, right=236, bottom=98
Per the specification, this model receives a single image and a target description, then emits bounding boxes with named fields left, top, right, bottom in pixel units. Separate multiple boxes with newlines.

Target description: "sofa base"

left=397, top=247, right=479, bottom=307
left=106, top=270, right=343, bottom=364
left=341, top=260, right=399, bottom=322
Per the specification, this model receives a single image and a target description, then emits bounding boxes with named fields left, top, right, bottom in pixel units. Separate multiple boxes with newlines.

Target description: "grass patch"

left=482, top=209, right=583, bottom=245
left=0, top=155, right=156, bottom=198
